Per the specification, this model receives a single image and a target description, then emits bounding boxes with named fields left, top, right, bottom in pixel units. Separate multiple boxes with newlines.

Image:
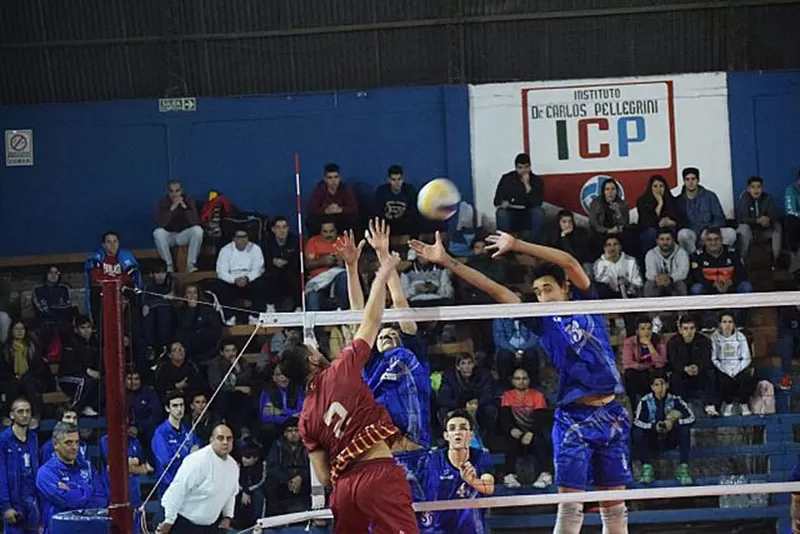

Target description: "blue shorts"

left=395, top=448, right=429, bottom=502
left=552, top=400, right=632, bottom=490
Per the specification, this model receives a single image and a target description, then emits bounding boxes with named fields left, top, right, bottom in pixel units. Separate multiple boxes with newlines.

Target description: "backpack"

left=750, top=380, right=776, bottom=415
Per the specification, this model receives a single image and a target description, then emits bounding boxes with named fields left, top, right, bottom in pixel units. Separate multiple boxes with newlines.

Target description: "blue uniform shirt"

left=0, top=427, right=39, bottom=508
left=419, top=447, right=493, bottom=534
left=100, top=434, right=145, bottom=506
left=150, top=419, right=200, bottom=492
left=36, top=456, right=94, bottom=534
left=536, top=286, right=623, bottom=405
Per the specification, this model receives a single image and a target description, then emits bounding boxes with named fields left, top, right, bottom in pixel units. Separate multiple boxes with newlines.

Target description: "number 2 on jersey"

left=323, top=401, right=350, bottom=438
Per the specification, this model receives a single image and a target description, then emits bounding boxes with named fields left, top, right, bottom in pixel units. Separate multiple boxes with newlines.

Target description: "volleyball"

left=417, top=178, right=461, bottom=220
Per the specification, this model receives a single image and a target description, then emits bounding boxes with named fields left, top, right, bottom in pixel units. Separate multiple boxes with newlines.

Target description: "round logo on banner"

left=579, top=175, right=625, bottom=214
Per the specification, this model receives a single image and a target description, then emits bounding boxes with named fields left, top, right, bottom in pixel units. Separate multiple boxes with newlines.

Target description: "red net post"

left=101, top=278, right=133, bottom=534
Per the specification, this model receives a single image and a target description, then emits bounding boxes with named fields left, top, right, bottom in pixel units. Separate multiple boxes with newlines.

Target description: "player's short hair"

left=557, top=209, right=573, bottom=222
left=514, top=153, right=531, bottom=166
left=636, top=315, right=652, bottom=327
left=219, top=337, right=238, bottom=351
left=656, top=227, right=675, bottom=239
left=165, top=390, right=185, bottom=406
left=678, top=314, right=697, bottom=327
left=278, top=345, right=311, bottom=385
left=705, top=226, right=722, bottom=237
left=649, top=368, right=668, bottom=385
left=444, top=409, right=475, bottom=430
left=603, top=234, right=621, bottom=247
left=530, top=262, right=567, bottom=286
left=56, top=404, right=77, bottom=422
left=387, top=164, right=403, bottom=176
left=52, top=422, right=79, bottom=443
left=324, top=162, right=340, bottom=175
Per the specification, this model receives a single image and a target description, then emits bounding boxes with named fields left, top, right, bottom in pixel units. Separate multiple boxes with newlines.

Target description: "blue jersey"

left=364, top=340, right=432, bottom=448
left=40, top=439, right=91, bottom=476
left=419, top=447, right=492, bottom=534
left=100, top=434, right=145, bottom=506
left=36, top=456, right=95, bottom=534
left=537, top=286, right=623, bottom=405
left=0, top=427, right=39, bottom=507
left=150, top=419, right=200, bottom=492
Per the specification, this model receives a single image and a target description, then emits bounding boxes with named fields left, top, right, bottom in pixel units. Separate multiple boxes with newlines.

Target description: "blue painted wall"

left=728, top=70, right=800, bottom=206
left=0, top=86, right=471, bottom=257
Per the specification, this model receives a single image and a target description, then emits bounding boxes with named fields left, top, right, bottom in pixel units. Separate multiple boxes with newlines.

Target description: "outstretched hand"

left=408, top=231, right=449, bottom=265
left=376, top=251, right=401, bottom=277
left=485, top=231, right=517, bottom=258
left=334, top=229, right=365, bottom=266
left=365, top=218, right=391, bottom=258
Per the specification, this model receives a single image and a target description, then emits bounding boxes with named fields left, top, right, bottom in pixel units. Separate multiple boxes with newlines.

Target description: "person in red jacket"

left=622, top=316, right=667, bottom=403
left=307, top=163, right=359, bottom=234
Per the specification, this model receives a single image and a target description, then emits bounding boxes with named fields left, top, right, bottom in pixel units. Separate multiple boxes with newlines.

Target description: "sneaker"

left=639, top=463, right=655, bottom=484
left=704, top=405, right=719, bottom=417
left=675, top=463, right=693, bottom=486
left=503, top=473, right=522, bottom=488
left=780, top=374, right=792, bottom=390
left=740, top=403, right=752, bottom=416
left=81, top=406, right=98, bottom=417
left=533, top=472, right=553, bottom=489
left=225, top=316, right=237, bottom=326
left=722, top=403, right=735, bottom=417
left=187, top=264, right=199, bottom=273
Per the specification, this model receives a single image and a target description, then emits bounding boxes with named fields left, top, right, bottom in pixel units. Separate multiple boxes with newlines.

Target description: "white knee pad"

left=553, top=502, right=584, bottom=534
left=601, top=503, right=628, bottom=534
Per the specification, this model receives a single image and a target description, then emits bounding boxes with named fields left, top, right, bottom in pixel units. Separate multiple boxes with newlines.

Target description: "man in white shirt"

left=212, top=230, right=267, bottom=325
left=157, top=424, right=239, bottom=534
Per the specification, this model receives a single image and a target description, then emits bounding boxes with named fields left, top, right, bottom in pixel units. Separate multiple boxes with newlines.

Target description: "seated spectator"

left=667, top=315, right=714, bottom=413
left=126, top=368, right=161, bottom=448
left=208, top=338, right=254, bottom=433
left=588, top=177, right=634, bottom=255
left=458, top=235, right=508, bottom=305
left=593, top=235, right=643, bottom=299
left=139, top=260, right=178, bottom=360
left=151, top=391, right=201, bottom=495
left=644, top=228, right=689, bottom=298
left=1, top=398, right=40, bottom=534
left=636, top=174, right=684, bottom=255
left=175, top=284, right=223, bottom=365
left=548, top=210, right=593, bottom=272
left=463, top=396, right=486, bottom=450
left=212, top=230, right=267, bottom=326
left=375, top=165, right=418, bottom=237
left=154, top=341, right=204, bottom=400
left=152, top=180, right=204, bottom=273
left=83, top=231, right=141, bottom=325
left=448, top=202, right=481, bottom=258
left=0, top=279, right=10, bottom=344
left=437, top=353, right=497, bottom=441
left=633, top=370, right=695, bottom=485
left=778, top=305, right=800, bottom=390
left=784, top=171, right=800, bottom=273
left=59, top=315, right=101, bottom=417
left=709, top=312, right=757, bottom=417
left=493, top=317, right=540, bottom=384
left=736, top=175, right=781, bottom=265
left=401, top=252, right=454, bottom=307
left=32, top=265, right=76, bottom=340
left=307, top=162, right=359, bottom=234
left=493, top=153, right=544, bottom=239
left=233, top=438, right=267, bottom=528
left=1, top=320, right=47, bottom=416
left=265, top=418, right=310, bottom=515
left=259, top=364, right=304, bottom=449
left=185, top=391, right=214, bottom=443
left=99, top=425, right=152, bottom=510
left=677, top=167, right=736, bottom=254
left=304, top=221, right=348, bottom=312
left=262, top=216, right=301, bottom=312
left=39, top=406, right=88, bottom=467
left=622, top=316, right=667, bottom=403
left=499, top=368, right=553, bottom=489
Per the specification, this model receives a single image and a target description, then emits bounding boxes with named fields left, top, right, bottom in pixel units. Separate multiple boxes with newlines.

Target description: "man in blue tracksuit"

left=0, top=398, right=40, bottom=534
left=36, top=423, right=96, bottom=534
left=676, top=166, right=736, bottom=254
left=40, top=406, right=90, bottom=476
left=101, top=428, right=152, bottom=508
left=151, top=391, right=201, bottom=495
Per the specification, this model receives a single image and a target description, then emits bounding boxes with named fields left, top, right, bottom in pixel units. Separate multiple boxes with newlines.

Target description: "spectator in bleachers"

left=265, top=418, right=310, bottom=515
left=258, top=364, right=304, bottom=449
left=151, top=391, right=201, bottom=495
left=448, top=202, right=481, bottom=258
left=307, top=162, right=359, bottom=234
left=58, top=315, right=100, bottom=417
left=784, top=171, right=800, bottom=273
left=126, top=369, right=161, bottom=450
left=459, top=236, right=508, bottom=305
left=499, top=368, right=553, bottom=489
left=401, top=251, right=454, bottom=307
left=208, top=338, right=254, bottom=433
left=644, top=228, right=689, bottom=298
left=212, top=229, right=267, bottom=326
left=437, top=353, right=497, bottom=442
left=152, top=180, right=204, bottom=273
left=304, top=221, right=349, bottom=312
left=588, top=178, right=633, bottom=255
left=463, top=396, right=486, bottom=449
left=84, top=231, right=141, bottom=324
left=633, top=370, right=695, bottom=485
left=677, top=167, right=736, bottom=254
left=1, top=321, right=46, bottom=417
left=185, top=391, right=214, bottom=443
left=636, top=174, right=684, bottom=255
left=233, top=438, right=267, bottom=528
left=175, top=284, right=222, bottom=365
left=154, top=341, right=203, bottom=400
left=710, top=312, right=757, bottom=417
left=32, top=265, right=76, bottom=341
left=375, top=165, right=418, bottom=237
left=592, top=235, right=643, bottom=299
left=100, top=425, right=152, bottom=511
left=0, top=279, right=11, bottom=344
left=262, top=216, right=301, bottom=312
left=39, top=406, right=88, bottom=468
left=548, top=210, right=593, bottom=272
left=778, top=305, right=800, bottom=390
left=139, top=261, right=178, bottom=360
left=493, top=153, right=544, bottom=239
left=667, top=316, right=714, bottom=414
left=493, top=317, right=540, bottom=384
left=622, top=316, right=667, bottom=403
left=36, top=422, right=96, bottom=534
left=0, top=398, right=40, bottom=534
left=735, top=175, right=781, bottom=265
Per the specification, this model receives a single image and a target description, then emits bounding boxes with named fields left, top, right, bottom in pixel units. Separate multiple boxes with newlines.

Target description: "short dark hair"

left=656, top=227, right=675, bottom=239
left=636, top=315, right=653, bottom=327
left=278, top=345, right=310, bottom=385
left=387, top=165, right=403, bottom=176
left=165, top=390, right=185, bottom=406
left=718, top=310, right=736, bottom=324
left=557, top=209, right=574, bottom=221
left=678, top=314, right=697, bottom=327
left=444, top=409, right=474, bottom=430
left=682, top=167, right=700, bottom=179
left=272, top=216, right=288, bottom=227
left=747, top=175, right=763, bottom=185
left=514, top=153, right=531, bottom=166
left=705, top=226, right=722, bottom=237
left=324, top=163, right=340, bottom=174
left=603, top=234, right=621, bottom=246
left=649, top=368, right=668, bottom=385
left=56, top=404, right=77, bottom=422
left=74, top=314, right=92, bottom=328
left=531, top=262, right=567, bottom=286
left=219, top=337, right=238, bottom=351
left=102, top=231, right=118, bottom=242
left=319, top=219, right=337, bottom=231
left=150, top=259, right=168, bottom=274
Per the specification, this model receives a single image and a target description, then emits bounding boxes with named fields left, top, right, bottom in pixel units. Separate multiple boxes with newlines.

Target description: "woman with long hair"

left=636, top=175, right=685, bottom=255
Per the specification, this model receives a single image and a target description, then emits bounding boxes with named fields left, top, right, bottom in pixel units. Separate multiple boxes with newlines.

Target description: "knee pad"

left=553, top=502, right=584, bottom=534
left=600, top=503, right=628, bottom=534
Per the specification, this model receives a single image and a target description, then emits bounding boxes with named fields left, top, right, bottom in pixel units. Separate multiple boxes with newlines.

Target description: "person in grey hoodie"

left=677, top=167, right=736, bottom=254
left=735, top=175, right=781, bottom=264
left=644, top=228, right=689, bottom=297
left=709, top=311, right=757, bottom=417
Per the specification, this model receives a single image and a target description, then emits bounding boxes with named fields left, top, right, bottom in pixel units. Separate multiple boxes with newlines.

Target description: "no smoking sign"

left=5, top=129, right=34, bottom=167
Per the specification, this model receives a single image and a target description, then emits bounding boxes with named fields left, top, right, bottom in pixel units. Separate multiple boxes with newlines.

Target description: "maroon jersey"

left=299, top=339, right=399, bottom=484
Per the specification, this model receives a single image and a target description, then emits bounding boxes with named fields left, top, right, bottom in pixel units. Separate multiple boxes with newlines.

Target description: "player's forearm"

left=511, top=240, right=587, bottom=287
left=355, top=269, right=390, bottom=346
left=386, top=268, right=417, bottom=334
left=443, top=256, right=519, bottom=304
left=473, top=474, right=495, bottom=495
left=345, top=261, right=365, bottom=310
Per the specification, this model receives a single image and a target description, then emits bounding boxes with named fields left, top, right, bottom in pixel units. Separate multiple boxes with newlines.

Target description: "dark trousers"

left=141, top=305, right=174, bottom=349
left=624, top=368, right=655, bottom=404
left=263, top=268, right=301, bottom=310
left=504, top=426, right=553, bottom=477
left=778, top=328, right=800, bottom=374
left=633, top=425, right=691, bottom=464
left=711, top=368, right=758, bottom=406
left=209, top=277, right=268, bottom=320
left=58, top=374, right=100, bottom=411
left=786, top=215, right=800, bottom=252
left=171, top=514, right=218, bottom=534
left=669, top=371, right=708, bottom=403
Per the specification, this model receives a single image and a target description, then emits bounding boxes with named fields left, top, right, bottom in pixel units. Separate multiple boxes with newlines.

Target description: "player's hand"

left=485, top=231, right=517, bottom=258
left=510, top=428, right=523, bottom=439
left=58, top=482, right=70, bottom=491
left=241, top=492, right=252, bottom=506
left=521, top=432, right=534, bottom=446
left=3, top=508, right=19, bottom=524
left=156, top=521, right=173, bottom=534
left=375, top=252, right=401, bottom=281
left=459, top=461, right=478, bottom=485
left=409, top=231, right=449, bottom=266
left=217, top=517, right=231, bottom=530
left=334, top=229, right=365, bottom=266
left=365, top=218, right=392, bottom=259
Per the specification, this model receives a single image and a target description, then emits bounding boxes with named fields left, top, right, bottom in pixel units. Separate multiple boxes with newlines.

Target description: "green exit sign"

left=159, top=97, right=197, bottom=112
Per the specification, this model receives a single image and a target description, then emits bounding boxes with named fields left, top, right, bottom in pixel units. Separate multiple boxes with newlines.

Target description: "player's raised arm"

left=335, top=229, right=366, bottom=311
left=409, top=232, right=520, bottom=305
left=354, top=251, right=400, bottom=348
left=486, top=231, right=590, bottom=292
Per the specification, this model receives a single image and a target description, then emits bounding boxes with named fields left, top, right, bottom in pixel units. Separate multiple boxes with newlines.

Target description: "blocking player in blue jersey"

left=418, top=409, right=495, bottom=534
left=410, top=231, right=631, bottom=534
